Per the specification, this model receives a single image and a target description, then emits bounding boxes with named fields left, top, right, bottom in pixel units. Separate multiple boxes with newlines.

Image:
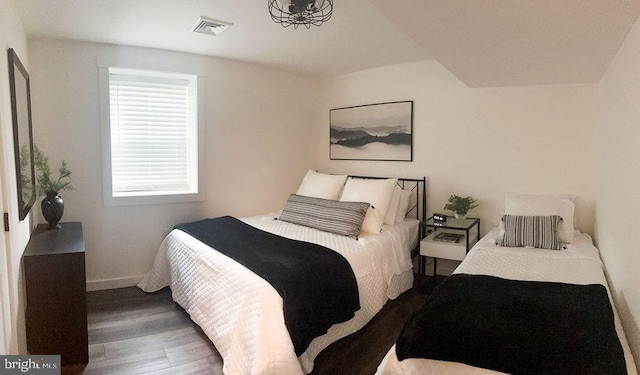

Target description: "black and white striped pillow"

left=279, top=194, right=370, bottom=238
left=500, top=215, right=562, bottom=250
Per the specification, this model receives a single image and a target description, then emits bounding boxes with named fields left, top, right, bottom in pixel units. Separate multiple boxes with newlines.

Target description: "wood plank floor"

left=81, top=274, right=430, bottom=375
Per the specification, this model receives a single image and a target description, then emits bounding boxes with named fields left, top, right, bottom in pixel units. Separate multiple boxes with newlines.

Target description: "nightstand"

left=420, top=217, right=480, bottom=275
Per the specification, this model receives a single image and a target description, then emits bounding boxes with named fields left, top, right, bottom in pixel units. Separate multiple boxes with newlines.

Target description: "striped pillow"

left=279, top=194, right=370, bottom=238
left=500, top=215, right=562, bottom=250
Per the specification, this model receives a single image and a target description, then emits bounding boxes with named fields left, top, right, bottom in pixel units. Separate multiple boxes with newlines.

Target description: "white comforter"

left=377, top=228, right=638, bottom=375
left=138, top=213, right=418, bottom=374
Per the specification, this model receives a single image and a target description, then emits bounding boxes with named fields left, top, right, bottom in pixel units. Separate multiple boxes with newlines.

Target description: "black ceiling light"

left=268, top=0, right=333, bottom=29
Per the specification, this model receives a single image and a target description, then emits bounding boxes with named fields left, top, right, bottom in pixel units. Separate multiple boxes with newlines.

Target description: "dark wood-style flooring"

left=81, top=274, right=431, bottom=375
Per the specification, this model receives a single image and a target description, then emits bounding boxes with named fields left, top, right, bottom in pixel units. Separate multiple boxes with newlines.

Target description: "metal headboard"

left=348, top=175, right=427, bottom=223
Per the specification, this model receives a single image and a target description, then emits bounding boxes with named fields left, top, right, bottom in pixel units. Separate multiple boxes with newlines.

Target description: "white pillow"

left=384, top=185, right=402, bottom=225
left=395, top=189, right=413, bottom=223
left=296, top=170, right=347, bottom=200
left=504, top=193, right=576, bottom=243
left=340, top=177, right=397, bottom=233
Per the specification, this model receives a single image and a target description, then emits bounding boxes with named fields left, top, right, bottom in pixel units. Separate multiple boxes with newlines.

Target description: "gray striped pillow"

left=500, top=215, right=562, bottom=250
left=279, top=194, right=370, bottom=238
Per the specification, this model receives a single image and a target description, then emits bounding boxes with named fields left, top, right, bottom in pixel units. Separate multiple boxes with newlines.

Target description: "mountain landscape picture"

left=330, top=101, right=413, bottom=161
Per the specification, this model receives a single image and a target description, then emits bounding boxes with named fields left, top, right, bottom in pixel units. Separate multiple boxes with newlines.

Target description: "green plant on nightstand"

left=444, top=194, right=478, bottom=220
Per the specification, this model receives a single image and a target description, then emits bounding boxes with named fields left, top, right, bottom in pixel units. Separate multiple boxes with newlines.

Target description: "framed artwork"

left=330, top=101, right=413, bottom=161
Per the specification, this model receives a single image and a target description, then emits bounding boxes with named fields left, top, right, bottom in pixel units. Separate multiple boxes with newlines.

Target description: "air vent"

left=192, top=16, right=233, bottom=36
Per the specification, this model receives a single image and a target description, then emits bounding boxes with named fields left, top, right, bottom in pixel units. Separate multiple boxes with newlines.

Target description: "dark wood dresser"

left=23, top=222, right=88, bottom=365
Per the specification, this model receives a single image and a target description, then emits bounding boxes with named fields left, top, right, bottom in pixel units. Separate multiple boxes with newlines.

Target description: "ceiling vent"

left=192, top=16, right=233, bottom=36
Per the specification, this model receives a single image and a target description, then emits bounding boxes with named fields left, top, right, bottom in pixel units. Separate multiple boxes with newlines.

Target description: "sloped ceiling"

left=14, top=0, right=640, bottom=87
left=368, top=0, right=640, bottom=87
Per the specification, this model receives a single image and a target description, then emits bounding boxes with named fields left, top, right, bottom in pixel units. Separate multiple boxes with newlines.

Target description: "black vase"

left=41, top=191, right=64, bottom=229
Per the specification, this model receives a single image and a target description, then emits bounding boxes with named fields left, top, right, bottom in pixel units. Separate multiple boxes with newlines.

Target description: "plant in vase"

left=33, top=146, right=74, bottom=229
left=444, top=194, right=478, bottom=220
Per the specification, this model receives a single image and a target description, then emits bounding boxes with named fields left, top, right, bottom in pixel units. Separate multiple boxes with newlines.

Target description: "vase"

left=454, top=213, right=466, bottom=220
left=41, top=191, right=64, bottom=229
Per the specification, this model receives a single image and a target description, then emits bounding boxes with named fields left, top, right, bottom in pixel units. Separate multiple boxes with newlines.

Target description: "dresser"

left=23, top=222, right=88, bottom=365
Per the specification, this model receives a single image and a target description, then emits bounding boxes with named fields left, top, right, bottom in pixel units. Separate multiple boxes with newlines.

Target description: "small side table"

left=420, top=217, right=480, bottom=276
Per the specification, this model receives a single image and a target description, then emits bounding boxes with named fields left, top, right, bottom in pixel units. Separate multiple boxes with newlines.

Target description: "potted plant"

left=33, top=146, right=74, bottom=229
left=444, top=194, right=478, bottom=220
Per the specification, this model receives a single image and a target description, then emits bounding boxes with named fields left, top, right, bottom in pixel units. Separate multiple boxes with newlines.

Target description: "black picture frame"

left=330, top=101, right=413, bottom=161
left=8, top=48, right=36, bottom=221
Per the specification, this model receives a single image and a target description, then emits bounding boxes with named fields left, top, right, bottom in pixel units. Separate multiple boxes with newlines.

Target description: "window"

left=101, top=67, right=203, bottom=205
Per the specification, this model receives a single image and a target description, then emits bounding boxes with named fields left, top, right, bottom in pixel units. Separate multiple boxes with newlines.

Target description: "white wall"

left=28, top=39, right=321, bottom=290
left=597, top=14, right=640, bottom=367
left=319, top=61, right=599, bottom=274
left=0, top=0, right=33, bottom=354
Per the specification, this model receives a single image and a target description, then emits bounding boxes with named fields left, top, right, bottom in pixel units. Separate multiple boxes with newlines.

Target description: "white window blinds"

left=108, top=68, right=198, bottom=197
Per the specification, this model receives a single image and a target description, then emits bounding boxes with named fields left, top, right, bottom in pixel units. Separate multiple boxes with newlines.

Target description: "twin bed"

left=377, top=228, right=638, bottom=374
left=378, top=193, right=638, bottom=375
left=138, top=173, right=638, bottom=375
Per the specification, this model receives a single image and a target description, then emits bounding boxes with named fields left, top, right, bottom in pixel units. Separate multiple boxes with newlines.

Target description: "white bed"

left=138, top=211, right=419, bottom=374
left=376, top=227, right=638, bottom=375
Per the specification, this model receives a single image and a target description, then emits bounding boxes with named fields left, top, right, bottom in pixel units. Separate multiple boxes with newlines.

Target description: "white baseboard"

left=434, top=260, right=458, bottom=276
left=86, top=275, right=145, bottom=291
left=415, top=257, right=460, bottom=276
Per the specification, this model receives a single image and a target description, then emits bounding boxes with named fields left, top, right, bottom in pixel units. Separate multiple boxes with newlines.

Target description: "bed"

left=138, top=172, right=426, bottom=374
left=377, top=193, right=638, bottom=375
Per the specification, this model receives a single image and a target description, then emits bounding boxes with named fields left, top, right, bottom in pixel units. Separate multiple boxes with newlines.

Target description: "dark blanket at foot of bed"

left=175, top=216, right=360, bottom=356
left=396, top=274, right=626, bottom=375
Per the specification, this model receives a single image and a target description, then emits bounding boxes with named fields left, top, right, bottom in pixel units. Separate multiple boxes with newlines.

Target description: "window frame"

left=99, top=67, right=205, bottom=206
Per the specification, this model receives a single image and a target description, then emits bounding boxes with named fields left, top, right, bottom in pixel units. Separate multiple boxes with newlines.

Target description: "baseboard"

left=416, top=257, right=460, bottom=276
left=434, top=261, right=458, bottom=276
left=86, top=275, right=145, bottom=291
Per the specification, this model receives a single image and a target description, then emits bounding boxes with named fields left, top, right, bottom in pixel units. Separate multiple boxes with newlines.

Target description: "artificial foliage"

left=444, top=194, right=478, bottom=216
left=33, top=145, right=74, bottom=196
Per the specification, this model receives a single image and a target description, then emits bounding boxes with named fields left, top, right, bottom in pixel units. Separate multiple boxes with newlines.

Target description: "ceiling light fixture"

left=192, top=16, right=233, bottom=36
left=268, top=0, right=333, bottom=29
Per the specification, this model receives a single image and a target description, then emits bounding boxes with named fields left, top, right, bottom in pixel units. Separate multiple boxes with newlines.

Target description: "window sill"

left=103, top=192, right=203, bottom=207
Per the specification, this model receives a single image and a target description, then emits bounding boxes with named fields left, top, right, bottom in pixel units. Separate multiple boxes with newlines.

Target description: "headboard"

left=349, top=175, right=427, bottom=223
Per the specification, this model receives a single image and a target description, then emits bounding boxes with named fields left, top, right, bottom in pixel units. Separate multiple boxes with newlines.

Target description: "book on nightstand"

left=432, top=232, right=465, bottom=243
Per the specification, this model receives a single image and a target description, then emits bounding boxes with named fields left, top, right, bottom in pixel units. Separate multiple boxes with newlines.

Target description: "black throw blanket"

left=396, top=274, right=626, bottom=375
left=174, top=216, right=360, bottom=356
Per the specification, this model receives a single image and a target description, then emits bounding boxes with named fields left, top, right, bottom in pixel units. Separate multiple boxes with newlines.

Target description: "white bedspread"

left=377, top=228, right=638, bottom=375
left=138, top=213, right=418, bottom=374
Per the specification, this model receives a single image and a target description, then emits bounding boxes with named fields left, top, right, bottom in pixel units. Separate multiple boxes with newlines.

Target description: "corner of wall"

left=0, top=0, right=33, bottom=355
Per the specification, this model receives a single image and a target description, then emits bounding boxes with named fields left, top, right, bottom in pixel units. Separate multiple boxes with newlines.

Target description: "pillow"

left=296, top=170, right=348, bottom=200
left=395, top=189, right=413, bottom=223
left=279, top=194, right=369, bottom=238
left=500, top=215, right=562, bottom=250
left=384, top=185, right=402, bottom=225
left=340, top=177, right=397, bottom=234
left=504, top=193, right=575, bottom=243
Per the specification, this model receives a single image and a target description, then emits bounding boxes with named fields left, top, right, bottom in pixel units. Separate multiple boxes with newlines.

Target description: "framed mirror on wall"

left=8, top=48, right=36, bottom=221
